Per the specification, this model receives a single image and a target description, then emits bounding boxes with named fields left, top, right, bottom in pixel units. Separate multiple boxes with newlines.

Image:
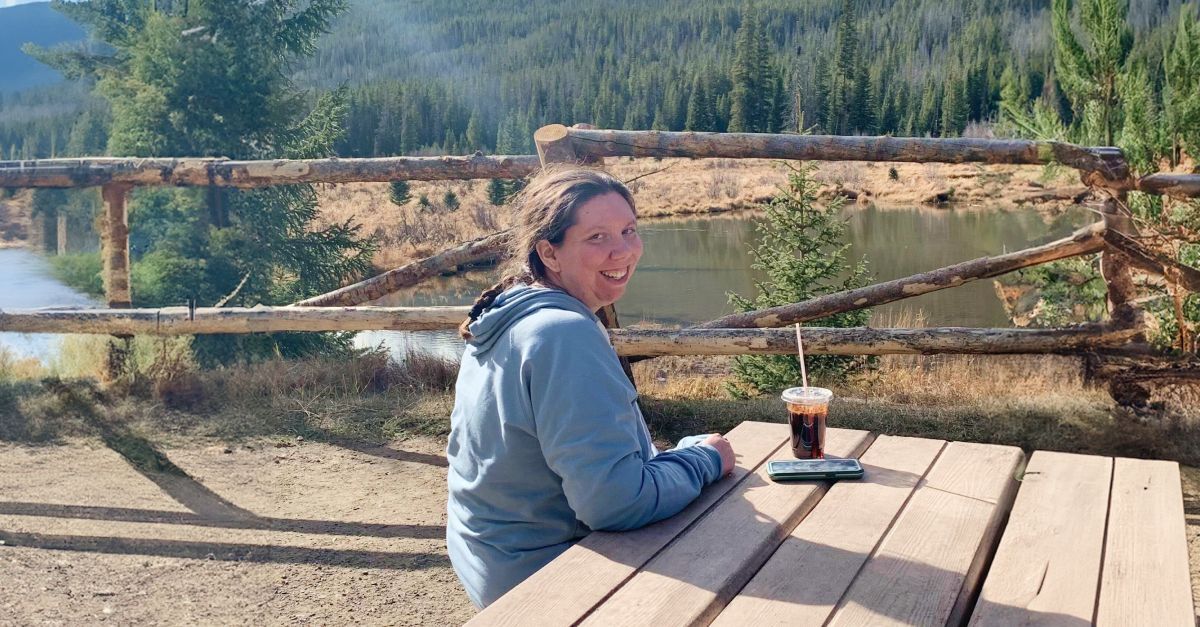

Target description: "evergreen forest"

left=2, top=0, right=1196, bottom=161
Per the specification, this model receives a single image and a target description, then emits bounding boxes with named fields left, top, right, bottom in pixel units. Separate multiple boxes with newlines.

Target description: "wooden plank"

left=712, top=435, right=946, bottom=627
left=969, top=451, right=1112, bottom=626
left=1095, top=458, right=1194, bottom=626
left=578, top=429, right=875, bottom=627
left=827, top=441, right=1024, bottom=626
left=469, top=420, right=791, bottom=627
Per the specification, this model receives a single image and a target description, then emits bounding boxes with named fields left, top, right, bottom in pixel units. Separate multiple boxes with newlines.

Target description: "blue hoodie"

left=446, top=285, right=724, bottom=608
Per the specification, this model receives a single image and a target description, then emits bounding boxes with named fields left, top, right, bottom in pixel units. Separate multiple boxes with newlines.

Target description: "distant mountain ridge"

left=0, top=1, right=85, bottom=93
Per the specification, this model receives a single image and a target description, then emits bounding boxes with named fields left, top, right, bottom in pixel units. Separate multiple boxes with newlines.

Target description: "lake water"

left=0, top=207, right=1091, bottom=363
left=0, top=247, right=98, bottom=363
left=357, top=206, right=1092, bottom=360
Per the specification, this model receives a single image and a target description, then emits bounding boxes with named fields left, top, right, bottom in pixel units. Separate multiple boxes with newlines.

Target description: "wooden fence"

left=3, top=125, right=1200, bottom=401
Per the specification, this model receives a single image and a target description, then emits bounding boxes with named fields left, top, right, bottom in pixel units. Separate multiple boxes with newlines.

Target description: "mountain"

left=0, top=1, right=85, bottom=94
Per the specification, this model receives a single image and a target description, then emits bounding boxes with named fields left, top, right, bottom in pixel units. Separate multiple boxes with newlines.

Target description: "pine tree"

left=940, top=72, right=969, bottom=136
left=729, top=165, right=871, bottom=393
left=389, top=180, right=411, bottom=206
left=465, top=109, right=485, bottom=152
left=823, top=0, right=861, bottom=134
left=488, top=178, right=508, bottom=206
left=1164, top=7, right=1200, bottom=164
left=685, top=73, right=713, bottom=131
left=1117, top=63, right=1164, bottom=174
left=1051, top=0, right=1133, bottom=145
left=729, top=4, right=766, bottom=133
left=31, top=0, right=375, bottom=364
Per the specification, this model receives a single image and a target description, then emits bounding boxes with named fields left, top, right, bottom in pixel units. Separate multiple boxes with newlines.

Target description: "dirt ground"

left=0, top=437, right=476, bottom=626
left=2, top=433, right=1197, bottom=625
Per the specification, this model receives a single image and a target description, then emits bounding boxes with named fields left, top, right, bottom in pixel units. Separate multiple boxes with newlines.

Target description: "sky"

left=0, top=0, right=46, bottom=8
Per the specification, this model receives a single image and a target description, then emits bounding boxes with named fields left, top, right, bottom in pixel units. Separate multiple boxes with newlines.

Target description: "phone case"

left=769, top=468, right=864, bottom=481
left=767, top=460, right=864, bottom=481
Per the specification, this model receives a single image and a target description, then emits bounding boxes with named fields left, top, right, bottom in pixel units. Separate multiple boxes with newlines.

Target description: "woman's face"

left=536, top=192, right=643, bottom=312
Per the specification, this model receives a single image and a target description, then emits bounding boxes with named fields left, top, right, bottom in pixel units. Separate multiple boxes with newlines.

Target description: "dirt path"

left=0, top=437, right=475, bottom=626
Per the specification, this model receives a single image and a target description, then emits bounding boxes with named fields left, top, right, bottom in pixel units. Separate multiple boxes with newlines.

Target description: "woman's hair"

left=459, top=166, right=636, bottom=339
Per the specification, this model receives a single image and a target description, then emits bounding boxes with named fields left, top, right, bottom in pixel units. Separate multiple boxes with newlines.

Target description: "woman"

left=446, top=167, right=736, bottom=608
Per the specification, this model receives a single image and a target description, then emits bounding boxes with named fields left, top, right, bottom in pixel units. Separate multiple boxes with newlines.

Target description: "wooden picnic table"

left=470, top=421, right=1195, bottom=626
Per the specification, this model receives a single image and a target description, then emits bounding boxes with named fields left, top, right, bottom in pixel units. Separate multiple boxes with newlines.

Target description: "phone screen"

left=768, top=459, right=862, bottom=474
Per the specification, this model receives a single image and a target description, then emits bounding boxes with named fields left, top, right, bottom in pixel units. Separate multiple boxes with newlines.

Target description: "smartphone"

left=767, top=458, right=864, bottom=481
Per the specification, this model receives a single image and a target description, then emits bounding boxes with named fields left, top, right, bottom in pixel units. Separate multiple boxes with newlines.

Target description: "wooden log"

left=555, top=127, right=1131, bottom=182
left=0, top=154, right=541, bottom=188
left=610, top=325, right=1138, bottom=356
left=292, top=230, right=512, bottom=307
left=533, top=124, right=582, bottom=165
left=100, top=184, right=132, bottom=309
left=1102, top=229, right=1200, bottom=293
left=0, top=312, right=1139, bottom=355
left=694, top=222, right=1107, bottom=329
left=1099, top=195, right=1143, bottom=329
left=0, top=306, right=471, bottom=335
left=1135, top=172, right=1200, bottom=199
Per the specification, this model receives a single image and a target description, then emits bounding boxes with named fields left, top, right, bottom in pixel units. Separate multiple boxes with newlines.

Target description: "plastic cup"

left=781, top=387, right=833, bottom=459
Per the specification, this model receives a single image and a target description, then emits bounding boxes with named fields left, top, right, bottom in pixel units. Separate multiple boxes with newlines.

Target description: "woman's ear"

left=535, top=240, right=561, bottom=273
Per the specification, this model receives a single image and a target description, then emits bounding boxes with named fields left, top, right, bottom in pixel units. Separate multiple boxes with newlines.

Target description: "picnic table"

left=469, top=421, right=1195, bottom=626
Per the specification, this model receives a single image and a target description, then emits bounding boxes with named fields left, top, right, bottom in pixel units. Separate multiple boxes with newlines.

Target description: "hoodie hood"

left=466, top=284, right=597, bottom=354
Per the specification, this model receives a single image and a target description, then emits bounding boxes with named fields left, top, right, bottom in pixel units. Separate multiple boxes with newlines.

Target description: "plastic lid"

left=781, top=386, right=833, bottom=405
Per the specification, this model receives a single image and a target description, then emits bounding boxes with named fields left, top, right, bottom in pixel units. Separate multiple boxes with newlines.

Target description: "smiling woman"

left=445, top=167, right=737, bottom=608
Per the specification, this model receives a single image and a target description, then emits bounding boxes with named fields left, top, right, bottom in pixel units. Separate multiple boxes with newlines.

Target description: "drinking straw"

left=795, top=323, right=809, bottom=389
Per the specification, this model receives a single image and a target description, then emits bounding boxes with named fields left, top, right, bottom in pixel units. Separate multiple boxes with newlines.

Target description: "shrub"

left=443, top=190, right=460, bottom=211
left=389, top=181, right=411, bottom=206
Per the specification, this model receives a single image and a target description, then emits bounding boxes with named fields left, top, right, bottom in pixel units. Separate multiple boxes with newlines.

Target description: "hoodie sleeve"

left=521, top=312, right=724, bottom=532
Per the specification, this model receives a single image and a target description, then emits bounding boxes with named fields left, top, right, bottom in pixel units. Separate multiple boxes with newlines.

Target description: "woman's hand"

left=702, top=433, right=736, bottom=476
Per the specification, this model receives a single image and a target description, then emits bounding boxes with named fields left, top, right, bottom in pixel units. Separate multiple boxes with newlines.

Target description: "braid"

left=458, top=269, right=535, bottom=340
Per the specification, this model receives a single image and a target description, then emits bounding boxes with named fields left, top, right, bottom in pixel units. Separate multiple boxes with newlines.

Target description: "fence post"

left=100, top=183, right=133, bottom=381
left=534, top=124, right=636, bottom=385
left=1097, top=192, right=1150, bottom=406
left=1099, top=193, right=1141, bottom=329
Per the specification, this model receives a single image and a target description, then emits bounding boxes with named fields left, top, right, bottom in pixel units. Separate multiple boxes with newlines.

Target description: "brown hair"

left=459, top=166, right=636, bottom=339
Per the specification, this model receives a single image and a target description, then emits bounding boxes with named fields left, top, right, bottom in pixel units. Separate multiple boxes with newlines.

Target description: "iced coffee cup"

left=781, top=387, right=833, bottom=459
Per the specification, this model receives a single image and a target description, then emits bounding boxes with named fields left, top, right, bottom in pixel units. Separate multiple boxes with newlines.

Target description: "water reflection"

left=363, top=206, right=1093, bottom=361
